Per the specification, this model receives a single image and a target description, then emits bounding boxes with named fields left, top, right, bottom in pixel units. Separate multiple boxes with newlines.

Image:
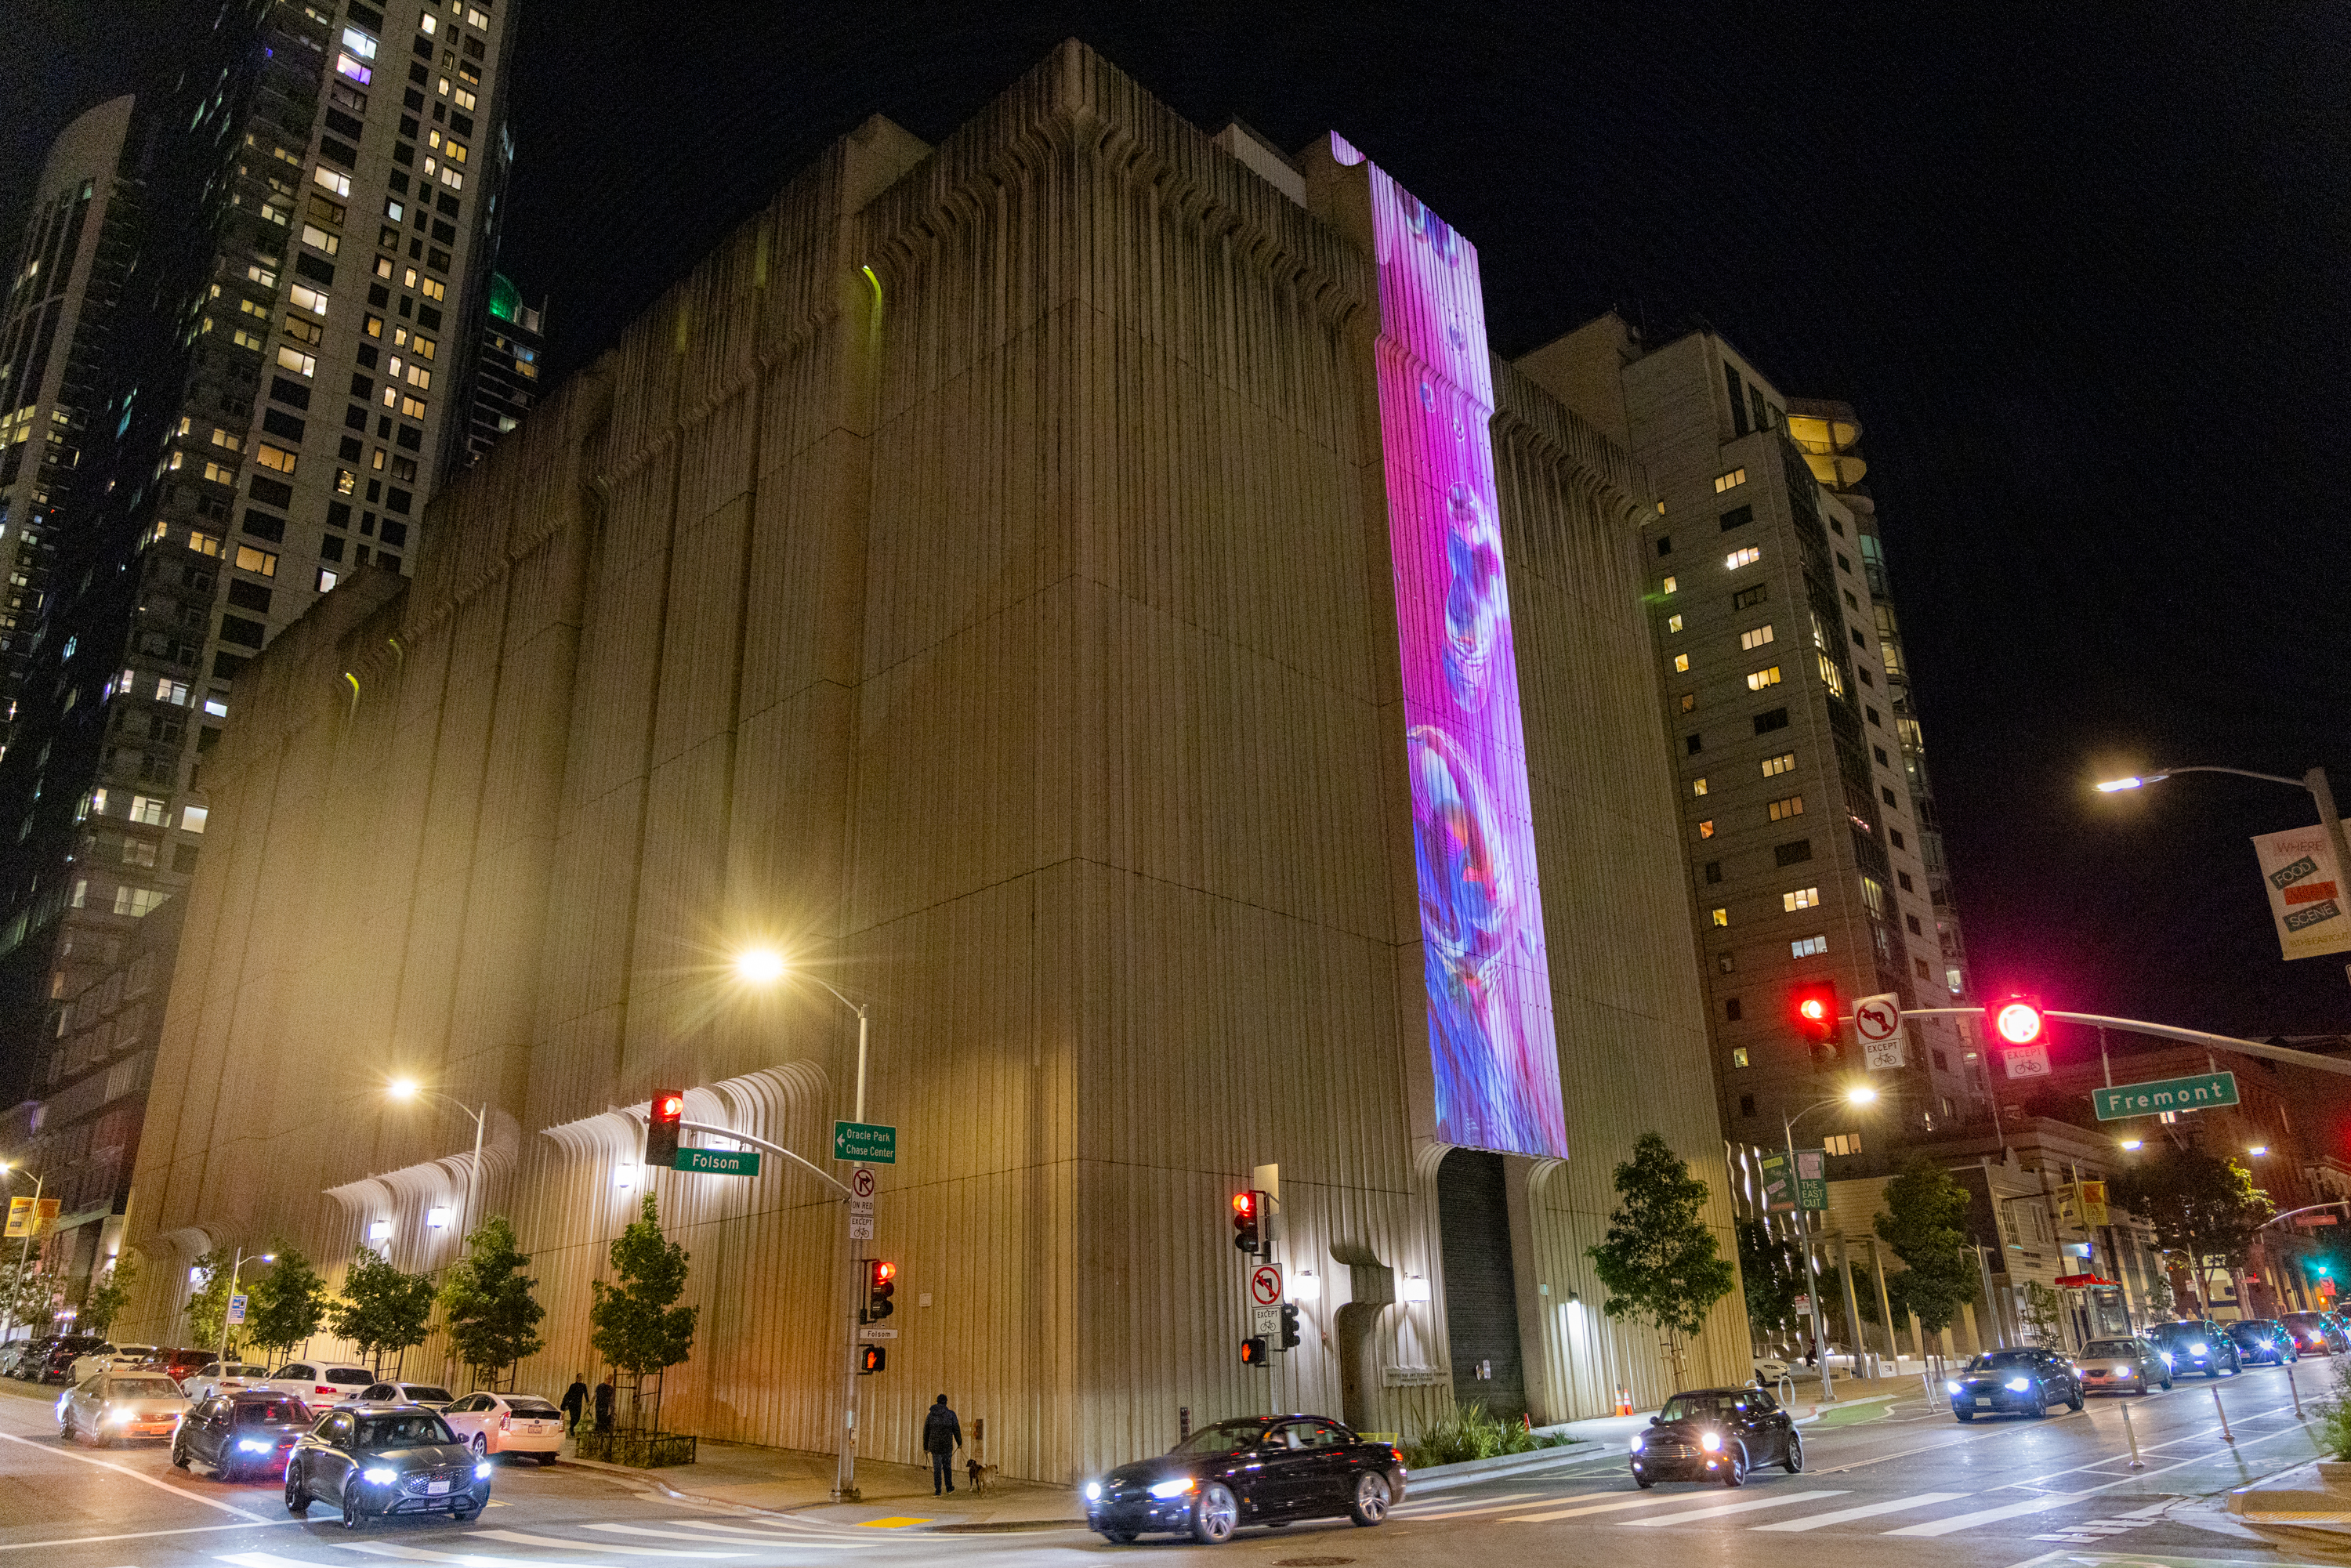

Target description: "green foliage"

left=2317, top=1356, right=2351, bottom=1461
left=1736, top=1218, right=1802, bottom=1338
left=2110, top=1150, right=2272, bottom=1303
left=80, top=1252, right=139, bottom=1338
left=184, top=1249, right=235, bottom=1354
left=1402, top=1400, right=1543, bottom=1468
left=439, top=1215, right=545, bottom=1385
left=1587, top=1133, right=1738, bottom=1376
left=589, top=1195, right=698, bottom=1385
left=327, top=1248, right=437, bottom=1375
left=245, top=1245, right=328, bottom=1361
left=1873, top=1157, right=1979, bottom=1334
left=2019, top=1280, right=2067, bottom=1349
left=0, top=1258, right=56, bottom=1334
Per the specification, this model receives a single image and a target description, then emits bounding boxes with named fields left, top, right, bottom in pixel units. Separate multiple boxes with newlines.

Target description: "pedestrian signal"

left=1241, top=1335, right=1268, bottom=1367
left=860, top=1345, right=886, bottom=1374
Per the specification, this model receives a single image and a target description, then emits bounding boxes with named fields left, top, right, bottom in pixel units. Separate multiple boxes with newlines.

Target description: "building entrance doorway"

left=1437, top=1147, right=1526, bottom=1422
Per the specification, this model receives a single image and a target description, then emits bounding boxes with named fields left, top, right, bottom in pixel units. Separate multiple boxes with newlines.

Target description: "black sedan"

left=1084, top=1414, right=1406, bottom=1544
left=2146, top=1319, right=2241, bottom=1378
left=174, top=1390, right=312, bottom=1481
left=2226, top=1319, right=2298, bottom=1366
left=285, top=1403, right=487, bottom=1528
left=1629, top=1388, right=1800, bottom=1487
left=1947, top=1347, right=2083, bottom=1420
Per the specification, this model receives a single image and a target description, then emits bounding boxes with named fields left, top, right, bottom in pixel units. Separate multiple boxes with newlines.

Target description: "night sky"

left=5, top=2, right=2345, bottom=1049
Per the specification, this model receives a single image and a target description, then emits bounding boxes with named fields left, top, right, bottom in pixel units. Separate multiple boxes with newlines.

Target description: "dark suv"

left=2284, top=1312, right=2349, bottom=1355
left=2146, top=1319, right=2240, bottom=1378
left=1947, top=1346, right=2083, bottom=1420
left=35, top=1336, right=103, bottom=1385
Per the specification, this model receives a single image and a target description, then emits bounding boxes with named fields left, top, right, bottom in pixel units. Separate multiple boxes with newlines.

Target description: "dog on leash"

left=965, top=1456, right=996, bottom=1494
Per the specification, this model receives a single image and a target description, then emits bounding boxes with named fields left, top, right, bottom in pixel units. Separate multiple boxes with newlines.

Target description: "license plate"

left=426, top=1479, right=452, bottom=1495
left=1973, top=1396, right=1991, bottom=1407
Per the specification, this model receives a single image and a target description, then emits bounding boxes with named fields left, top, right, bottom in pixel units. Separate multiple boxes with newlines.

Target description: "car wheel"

left=2161, top=1377, right=2172, bottom=1390
left=2204, top=1363, right=2220, bottom=1379
left=1722, top=1446, right=1747, bottom=1487
left=285, top=1468, right=309, bottom=1515
left=452, top=1507, right=480, bottom=1524
left=2066, top=1387, right=2085, bottom=1412
left=1100, top=1530, right=1139, bottom=1544
left=1635, top=1471, right=1655, bottom=1489
left=1349, top=1471, right=1393, bottom=1526
left=170, top=1436, right=189, bottom=1470
left=1189, top=1481, right=1238, bottom=1544
left=470, top=1433, right=488, bottom=1461
left=341, top=1487, right=368, bottom=1531
left=1782, top=1432, right=1804, bottom=1473
left=89, top=1421, right=110, bottom=1449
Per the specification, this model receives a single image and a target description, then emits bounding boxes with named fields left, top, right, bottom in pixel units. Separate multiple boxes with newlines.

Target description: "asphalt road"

left=0, top=1362, right=2336, bottom=1568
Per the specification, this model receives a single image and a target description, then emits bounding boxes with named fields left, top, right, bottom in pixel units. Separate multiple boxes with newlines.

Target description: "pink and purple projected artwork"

left=1332, top=134, right=1568, bottom=1160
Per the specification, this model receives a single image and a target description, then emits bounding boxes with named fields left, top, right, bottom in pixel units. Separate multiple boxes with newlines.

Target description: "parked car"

left=1083, top=1414, right=1406, bottom=1544
left=285, top=1403, right=490, bottom=1528
left=439, top=1391, right=565, bottom=1462
left=349, top=1382, right=454, bottom=1411
left=67, top=1342, right=161, bottom=1386
left=172, top=1390, right=313, bottom=1480
left=1947, top=1346, right=2084, bottom=1420
left=1752, top=1357, right=1793, bottom=1387
left=152, top=1347, right=217, bottom=1383
left=0, top=1337, right=52, bottom=1378
left=1630, top=1386, right=1801, bottom=1486
left=2147, top=1319, right=2241, bottom=1378
left=183, top=1361, right=276, bottom=1400
left=34, top=1336, right=104, bottom=1384
left=2073, top=1336, right=2172, bottom=1395
left=259, top=1360, right=375, bottom=1407
left=56, top=1371, right=187, bottom=1446
left=2226, top=1319, right=2298, bottom=1366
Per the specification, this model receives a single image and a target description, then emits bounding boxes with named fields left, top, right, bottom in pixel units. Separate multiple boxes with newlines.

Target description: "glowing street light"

left=2096, top=765, right=2351, bottom=942
left=1845, top=1084, right=1879, bottom=1106
left=2119, top=1138, right=2143, bottom=1151
left=734, top=947, right=787, bottom=985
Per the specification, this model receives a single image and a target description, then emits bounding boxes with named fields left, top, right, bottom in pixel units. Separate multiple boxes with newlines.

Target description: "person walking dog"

left=923, top=1393, right=962, bottom=1495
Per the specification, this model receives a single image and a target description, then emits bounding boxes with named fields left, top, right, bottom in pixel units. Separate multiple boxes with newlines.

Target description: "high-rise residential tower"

left=0, top=0, right=520, bottom=1293
left=458, top=273, right=543, bottom=465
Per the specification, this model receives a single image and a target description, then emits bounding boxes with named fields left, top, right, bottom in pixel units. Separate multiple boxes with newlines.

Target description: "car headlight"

left=1149, top=1477, right=1197, bottom=1499
left=107, top=1409, right=134, bottom=1424
left=1945, top=1380, right=1962, bottom=1393
left=476, top=1461, right=494, bottom=1480
left=1699, top=1431, right=1722, bottom=1452
left=1629, top=1435, right=1645, bottom=1452
left=2161, top=1353, right=2175, bottom=1364
left=2005, top=1378, right=2032, bottom=1391
left=1085, top=1481, right=1102, bottom=1501
left=237, top=1437, right=272, bottom=1451
left=2190, top=1342, right=2207, bottom=1353
left=362, top=1467, right=397, bottom=1485
left=2116, top=1367, right=2134, bottom=1378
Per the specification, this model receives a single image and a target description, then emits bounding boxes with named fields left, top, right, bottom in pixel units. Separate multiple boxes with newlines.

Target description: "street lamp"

left=0, top=1161, right=43, bottom=1346
left=734, top=945, right=874, bottom=1501
left=2096, top=766, right=2351, bottom=937
left=1781, top=1084, right=1879, bottom=1402
left=386, top=1079, right=489, bottom=1244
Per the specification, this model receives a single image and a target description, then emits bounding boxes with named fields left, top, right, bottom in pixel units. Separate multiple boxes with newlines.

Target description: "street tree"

left=440, top=1215, right=545, bottom=1389
left=184, top=1249, right=235, bottom=1353
left=1, top=1257, right=56, bottom=1336
left=2111, top=1148, right=2272, bottom=1313
left=328, top=1248, right=437, bottom=1377
left=2020, top=1280, right=2067, bottom=1349
left=79, top=1251, right=139, bottom=1338
left=1873, top=1157, right=1979, bottom=1357
left=1587, top=1132, right=1737, bottom=1383
left=1735, top=1218, right=1803, bottom=1345
left=245, top=1245, right=328, bottom=1363
left=589, top=1194, right=698, bottom=1433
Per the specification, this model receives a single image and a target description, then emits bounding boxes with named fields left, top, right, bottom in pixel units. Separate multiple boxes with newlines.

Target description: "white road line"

left=0, top=1518, right=299, bottom=1554
left=333, top=1545, right=628, bottom=1567
left=219, top=1555, right=344, bottom=1568
left=476, top=1528, right=744, bottom=1556
left=0, top=1429, right=273, bottom=1523
left=1624, top=1489, right=1848, bottom=1526
left=664, top=1516, right=873, bottom=1542
left=1884, top=1491, right=2094, bottom=1537
left=1505, top=1492, right=1707, bottom=1523
left=1750, top=1490, right=1971, bottom=1530
left=1393, top=1491, right=1548, bottom=1519
left=596, top=1523, right=866, bottom=1550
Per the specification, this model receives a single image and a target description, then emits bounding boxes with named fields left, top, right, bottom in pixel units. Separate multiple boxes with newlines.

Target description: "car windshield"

left=1171, top=1420, right=1269, bottom=1456
left=1965, top=1349, right=2043, bottom=1370
left=403, top=1387, right=453, bottom=1403
left=237, top=1400, right=307, bottom=1424
left=107, top=1378, right=182, bottom=1398
left=2081, top=1340, right=2139, bottom=1356
left=2287, top=1314, right=2323, bottom=1325
left=1660, top=1393, right=1751, bottom=1421
left=355, top=1414, right=455, bottom=1449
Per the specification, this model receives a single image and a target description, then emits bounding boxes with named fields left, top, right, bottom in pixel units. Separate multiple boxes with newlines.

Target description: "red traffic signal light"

left=1788, top=981, right=1840, bottom=1046
left=859, top=1345, right=886, bottom=1374
left=1232, top=1190, right=1263, bottom=1255
left=647, top=1089, right=685, bottom=1164
left=1991, top=996, right=2046, bottom=1046
left=864, top=1259, right=897, bottom=1321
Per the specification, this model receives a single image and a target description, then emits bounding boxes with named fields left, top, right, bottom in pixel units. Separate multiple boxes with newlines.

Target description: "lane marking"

left=0, top=1429, right=273, bottom=1523
left=664, top=1516, right=874, bottom=1537
left=1505, top=1492, right=1706, bottom=1523
left=853, top=1516, right=930, bottom=1529
left=1393, top=1491, right=1549, bottom=1520
left=476, top=1528, right=743, bottom=1556
left=1625, top=1489, right=1847, bottom=1526
left=1751, top=1490, right=1971, bottom=1531
left=334, top=1546, right=629, bottom=1567
left=0, top=1519, right=298, bottom=1554
left=1885, top=1491, right=2095, bottom=1537
left=594, top=1523, right=865, bottom=1550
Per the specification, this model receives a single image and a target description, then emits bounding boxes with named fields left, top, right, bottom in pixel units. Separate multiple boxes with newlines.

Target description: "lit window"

left=453, top=85, right=478, bottom=111
left=318, top=567, right=340, bottom=592
left=1767, top=795, right=1805, bottom=821
left=400, top=394, right=427, bottom=418
left=289, top=283, right=329, bottom=315
left=1824, top=1133, right=1861, bottom=1157
left=1697, top=820, right=1715, bottom=839
left=114, top=886, right=168, bottom=918
left=202, top=697, right=228, bottom=719
left=1791, top=933, right=1828, bottom=958
left=255, top=443, right=298, bottom=476
left=1710, top=907, right=1729, bottom=927
left=154, top=679, right=190, bottom=706
left=466, top=5, right=487, bottom=24
left=444, top=139, right=468, bottom=165
left=419, top=277, right=447, bottom=302
left=1672, top=653, right=1690, bottom=674
left=129, top=795, right=168, bottom=826
left=189, top=531, right=223, bottom=558
left=312, top=166, right=352, bottom=198
left=1817, top=653, right=1846, bottom=697
left=336, top=53, right=372, bottom=83
left=1661, top=575, right=1679, bottom=595
left=1691, top=778, right=1708, bottom=797
left=236, top=545, right=278, bottom=578
left=341, top=24, right=378, bottom=57
left=1761, top=751, right=1795, bottom=777
left=375, top=255, right=396, bottom=281
left=245, top=261, right=278, bottom=288
left=1665, top=614, right=1683, bottom=634
left=419, top=9, right=437, bottom=31
left=300, top=224, right=339, bottom=256
left=1783, top=886, right=1820, bottom=911
left=1725, top=547, right=1761, bottom=570
left=231, top=328, right=265, bottom=353
left=1739, top=624, right=1775, bottom=651
left=364, top=313, right=385, bottom=339
left=1745, top=665, right=1782, bottom=691
left=1713, top=467, right=1748, bottom=493
left=276, top=345, right=317, bottom=377
left=182, top=804, right=209, bottom=833
left=202, top=460, right=237, bottom=485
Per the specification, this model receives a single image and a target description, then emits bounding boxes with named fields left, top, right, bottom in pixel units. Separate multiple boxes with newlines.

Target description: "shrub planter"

left=577, top=1431, right=697, bottom=1468
left=2315, top=1461, right=2351, bottom=1495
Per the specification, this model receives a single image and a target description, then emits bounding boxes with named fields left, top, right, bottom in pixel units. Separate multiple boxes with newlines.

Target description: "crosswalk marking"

left=668, top=1515, right=869, bottom=1539
left=1751, top=1490, right=1970, bottom=1530
left=335, top=1544, right=625, bottom=1567
left=1393, top=1492, right=1548, bottom=1520
left=1625, top=1489, right=1847, bottom=1526
left=477, top=1527, right=744, bottom=1556
left=1882, top=1490, right=2092, bottom=1537
left=593, top=1523, right=865, bottom=1551
left=219, top=1555, right=337, bottom=1568
left=1505, top=1492, right=1703, bottom=1523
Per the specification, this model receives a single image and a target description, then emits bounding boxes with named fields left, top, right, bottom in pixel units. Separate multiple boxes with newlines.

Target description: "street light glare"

left=387, top=1077, right=418, bottom=1100
left=2095, top=776, right=2146, bottom=793
left=1846, top=1085, right=1879, bottom=1105
left=2119, top=1138, right=2143, bottom=1150
left=735, top=947, right=787, bottom=985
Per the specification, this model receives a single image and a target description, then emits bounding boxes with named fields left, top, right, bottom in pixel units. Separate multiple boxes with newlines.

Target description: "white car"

left=67, top=1343, right=161, bottom=1385
left=440, top=1391, right=565, bottom=1462
left=349, top=1380, right=455, bottom=1410
left=56, top=1371, right=187, bottom=1447
left=182, top=1360, right=275, bottom=1400
left=259, top=1360, right=375, bottom=1406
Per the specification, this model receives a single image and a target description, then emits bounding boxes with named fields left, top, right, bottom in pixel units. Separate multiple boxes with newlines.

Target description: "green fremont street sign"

left=672, top=1147, right=760, bottom=1176
left=2092, top=1071, right=2240, bottom=1122
left=833, top=1120, right=897, bottom=1165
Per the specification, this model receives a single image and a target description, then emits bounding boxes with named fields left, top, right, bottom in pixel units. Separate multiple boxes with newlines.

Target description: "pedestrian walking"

left=560, top=1374, right=589, bottom=1434
left=593, top=1378, right=615, bottom=1435
left=923, top=1393, right=962, bottom=1495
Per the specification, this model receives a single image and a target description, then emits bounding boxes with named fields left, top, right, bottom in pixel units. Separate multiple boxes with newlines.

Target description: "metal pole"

left=2119, top=1399, right=2144, bottom=1469
left=842, top=1001, right=871, bottom=1503
left=0, top=1172, right=39, bottom=1346
left=2306, top=768, right=2351, bottom=942
left=1835, top=1232, right=1867, bottom=1379
left=469, top=1106, right=485, bottom=1239
left=2290, top=1363, right=2305, bottom=1419
left=1784, top=1112, right=1834, bottom=1402
left=219, top=1249, right=243, bottom=1367
left=2212, top=1383, right=2233, bottom=1443
left=1871, top=1238, right=1899, bottom=1375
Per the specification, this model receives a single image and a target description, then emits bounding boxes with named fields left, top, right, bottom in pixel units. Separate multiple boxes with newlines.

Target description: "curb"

left=558, top=1450, right=1087, bottom=1530
left=1406, top=1441, right=1610, bottom=1491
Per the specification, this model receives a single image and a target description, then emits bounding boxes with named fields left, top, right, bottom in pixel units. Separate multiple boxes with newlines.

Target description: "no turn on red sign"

left=1249, top=1264, right=1284, bottom=1306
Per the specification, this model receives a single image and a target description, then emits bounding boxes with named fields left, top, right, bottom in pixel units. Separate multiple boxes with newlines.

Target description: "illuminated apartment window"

left=340, top=24, right=377, bottom=58
left=1767, top=795, right=1805, bottom=821
left=300, top=224, right=339, bottom=256
left=1782, top=886, right=1820, bottom=911
left=255, top=444, right=298, bottom=476
left=1817, top=653, right=1845, bottom=697
left=1761, top=752, right=1795, bottom=777
left=128, top=795, right=168, bottom=826
left=154, top=679, right=189, bottom=706
left=1697, top=820, right=1715, bottom=840
left=289, top=283, right=329, bottom=315
left=1666, top=614, right=1683, bottom=634
left=1745, top=665, right=1782, bottom=691
left=312, top=166, right=352, bottom=198
left=1947, top=967, right=1963, bottom=993
left=1725, top=547, right=1760, bottom=570
left=1791, top=933, right=1828, bottom=958
left=1739, top=625, right=1775, bottom=651
left=1661, top=575, right=1679, bottom=595
left=189, top=531, right=223, bottom=558
left=203, top=697, right=228, bottom=718
left=237, top=545, right=278, bottom=577
left=1714, top=467, right=1748, bottom=493
left=318, top=567, right=340, bottom=592
left=1824, top=1133, right=1861, bottom=1157
left=1679, top=693, right=1697, bottom=714
left=336, top=53, right=372, bottom=84
left=1710, top=907, right=1729, bottom=928
left=1672, top=654, right=1690, bottom=674
left=1691, top=778, right=1708, bottom=797
left=276, top=346, right=317, bottom=377
left=182, top=805, right=208, bottom=833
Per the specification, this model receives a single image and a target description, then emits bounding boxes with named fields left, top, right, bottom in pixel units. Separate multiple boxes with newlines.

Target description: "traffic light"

left=864, top=1259, right=897, bottom=1322
left=1788, top=980, right=1840, bottom=1060
left=1241, top=1335, right=1268, bottom=1367
left=647, top=1090, right=685, bottom=1165
left=1232, top=1190, right=1263, bottom=1255
left=1989, top=995, right=2045, bottom=1046
left=860, top=1345, right=886, bottom=1374
left=1278, top=1302, right=1302, bottom=1351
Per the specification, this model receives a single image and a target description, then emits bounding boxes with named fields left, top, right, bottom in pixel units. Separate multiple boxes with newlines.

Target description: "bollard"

left=2119, top=1399, right=2145, bottom=1470
left=2212, top=1382, right=2234, bottom=1443
left=2290, top=1365, right=2306, bottom=1419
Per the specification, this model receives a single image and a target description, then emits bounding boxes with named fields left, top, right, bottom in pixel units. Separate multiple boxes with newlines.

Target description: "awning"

left=2053, top=1273, right=2118, bottom=1288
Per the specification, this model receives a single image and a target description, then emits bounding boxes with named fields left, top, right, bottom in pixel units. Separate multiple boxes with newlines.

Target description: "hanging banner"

left=3, top=1197, right=27, bottom=1239
left=2078, top=1180, right=2110, bottom=1227
left=2253, top=824, right=2351, bottom=959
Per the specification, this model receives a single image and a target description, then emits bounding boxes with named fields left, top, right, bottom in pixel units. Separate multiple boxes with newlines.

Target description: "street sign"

left=2298, top=1213, right=2340, bottom=1226
left=1249, top=1263, right=1284, bottom=1306
left=227, top=1294, right=247, bottom=1326
left=1251, top=1305, right=1281, bottom=1339
left=833, top=1121, right=897, bottom=1165
left=850, top=1168, right=877, bottom=1199
left=1853, top=994, right=1901, bottom=1045
left=672, top=1147, right=761, bottom=1176
left=2255, top=824, right=2351, bottom=959
left=2091, top=1070, right=2240, bottom=1122
left=857, top=1327, right=899, bottom=1340
left=1759, top=1151, right=1795, bottom=1213
left=1792, top=1294, right=1812, bottom=1315
left=849, top=1168, right=875, bottom=1241
left=2003, top=1044, right=2051, bottom=1078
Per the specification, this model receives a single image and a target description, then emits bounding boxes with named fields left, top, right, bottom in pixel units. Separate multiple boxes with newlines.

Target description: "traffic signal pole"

left=1779, top=1112, right=1834, bottom=1403
left=1893, top=1008, right=2351, bottom=1078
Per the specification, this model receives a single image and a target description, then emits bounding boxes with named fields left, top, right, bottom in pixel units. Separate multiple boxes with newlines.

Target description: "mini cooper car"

left=1630, top=1387, right=1801, bottom=1486
left=1947, top=1347, right=2083, bottom=1420
left=284, top=1403, right=489, bottom=1529
left=1084, top=1414, right=1405, bottom=1544
left=2073, top=1336, right=2172, bottom=1395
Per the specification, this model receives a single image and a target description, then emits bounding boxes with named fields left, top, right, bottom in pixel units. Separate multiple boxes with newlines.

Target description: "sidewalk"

left=560, top=1435, right=1085, bottom=1530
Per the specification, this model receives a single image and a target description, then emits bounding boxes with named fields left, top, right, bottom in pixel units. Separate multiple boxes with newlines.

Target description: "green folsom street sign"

left=672, top=1147, right=760, bottom=1177
left=833, top=1120, right=897, bottom=1165
left=2091, top=1070, right=2240, bottom=1122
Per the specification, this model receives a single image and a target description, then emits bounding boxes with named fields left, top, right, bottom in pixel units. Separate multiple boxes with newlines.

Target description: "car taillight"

left=317, top=1386, right=335, bottom=1395
left=501, top=1410, right=511, bottom=1430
